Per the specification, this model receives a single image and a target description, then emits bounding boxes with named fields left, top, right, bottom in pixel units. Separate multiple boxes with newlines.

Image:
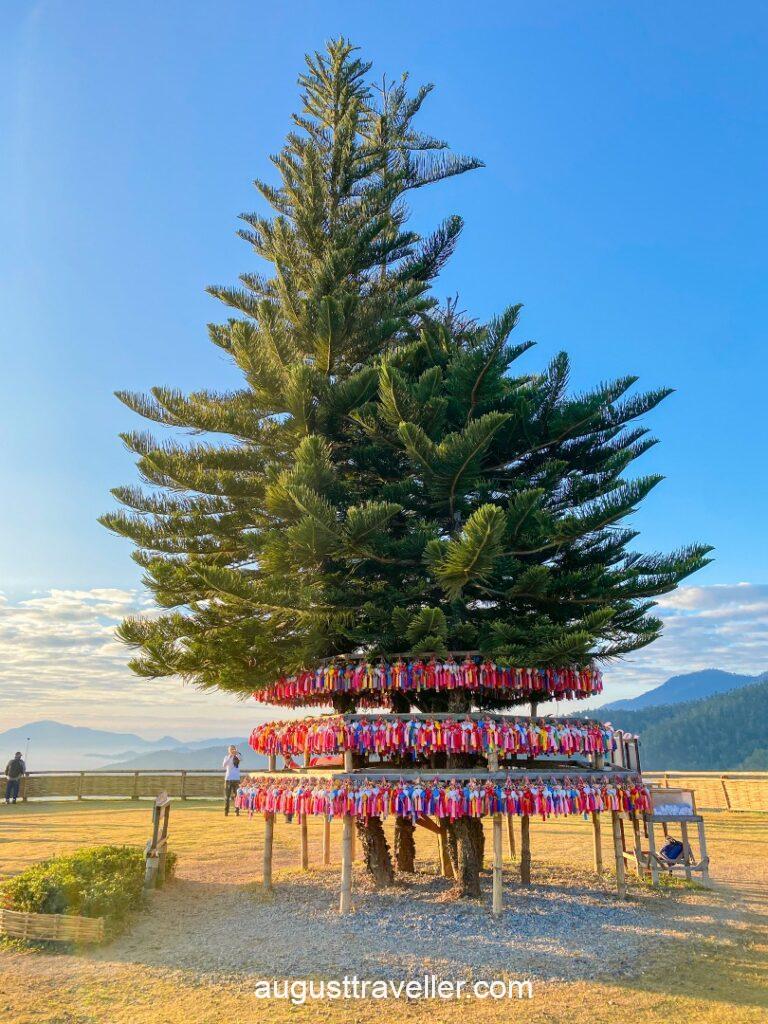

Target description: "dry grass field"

left=0, top=799, right=766, bottom=1024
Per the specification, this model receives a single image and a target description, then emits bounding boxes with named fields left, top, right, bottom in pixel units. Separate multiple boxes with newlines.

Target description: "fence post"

left=77, top=772, right=85, bottom=800
left=21, top=774, right=28, bottom=802
left=720, top=776, right=732, bottom=810
left=180, top=771, right=187, bottom=801
left=132, top=772, right=140, bottom=800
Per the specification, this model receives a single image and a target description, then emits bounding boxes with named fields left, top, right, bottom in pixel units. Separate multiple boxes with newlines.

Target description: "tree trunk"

left=447, top=817, right=482, bottom=897
left=394, top=816, right=416, bottom=872
left=355, top=816, right=394, bottom=888
left=468, top=816, right=485, bottom=870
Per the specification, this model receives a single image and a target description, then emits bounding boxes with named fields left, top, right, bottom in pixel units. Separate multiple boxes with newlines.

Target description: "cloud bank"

left=1, top=584, right=766, bottom=736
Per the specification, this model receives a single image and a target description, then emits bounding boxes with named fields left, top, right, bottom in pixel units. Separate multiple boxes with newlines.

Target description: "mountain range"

left=3, top=666, right=766, bottom=771
left=597, top=668, right=768, bottom=711
left=594, top=677, right=768, bottom=771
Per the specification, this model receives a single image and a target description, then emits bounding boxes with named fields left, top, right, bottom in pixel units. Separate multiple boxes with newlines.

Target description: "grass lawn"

left=0, top=799, right=766, bottom=1023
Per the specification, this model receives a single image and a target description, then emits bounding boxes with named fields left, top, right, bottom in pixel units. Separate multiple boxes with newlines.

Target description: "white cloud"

left=0, top=588, right=265, bottom=739
left=1, top=583, right=767, bottom=734
left=599, top=583, right=768, bottom=700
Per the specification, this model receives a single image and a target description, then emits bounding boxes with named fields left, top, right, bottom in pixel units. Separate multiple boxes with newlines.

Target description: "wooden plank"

left=414, top=814, right=441, bottom=835
left=492, top=814, right=503, bottom=917
left=520, top=815, right=531, bottom=886
left=339, top=814, right=354, bottom=914
left=263, top=812, right=275, bottom=891
left=337, top=768, right=636, bottom=781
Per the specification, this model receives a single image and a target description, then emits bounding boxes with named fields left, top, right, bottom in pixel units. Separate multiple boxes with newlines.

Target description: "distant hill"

left=595, top=678, right=768, bottom=770
left=103, top=744, right=267, bottom=771
left=0, top=721, right=255, bottom=771
left=598, top=669, right=767, bottom=712
left=0, top=720, right=181, bottom=753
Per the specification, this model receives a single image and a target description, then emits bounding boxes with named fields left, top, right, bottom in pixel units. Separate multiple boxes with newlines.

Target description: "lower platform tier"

left=235, top=770, right=650, bottom=820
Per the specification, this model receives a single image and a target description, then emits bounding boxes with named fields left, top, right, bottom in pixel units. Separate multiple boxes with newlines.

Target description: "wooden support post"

left=631, top=812, right=645, bottom=878
left=21, top=775, right=28, bottom=802
left=131, top=772, right=139, bottom=800
left=591, top=811, right=603, bottom=873
left=267, top=754, right=276, bottom=773
left=339, top=814, right=353, bottom=914
left=303, top=750, right=311, bottom=769
left=529, top=701, right=538, bottom=719
left=438, top=822, right=454, bottom=879
left=520, top=814, right=531, bottom=886
left=647, top=819, right=660, bottom=887
left=300, top=814, right=309, bottom=870
left=77, top=772, right=85, bottom=801
left=180, top=771, right=187, bottom=801
left=680, top=821, right=692, bottom=881
left=611, top=811, right=627, bottom=898
left=697, top=819, right=710, bottom=885
left=492, top=814, right=503, bottom=917
left=506, top=815, right=516, bottom=859
left=262, top=812, right=274, bottom=891
left=323, top=814, right=331, bottom=866
left=343, top=750, right=354, bottom=772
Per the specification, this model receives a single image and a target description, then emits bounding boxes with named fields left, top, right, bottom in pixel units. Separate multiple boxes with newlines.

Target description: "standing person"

left=4, top=752, right=26, bottom=805
left=222, top=745, right=242, bottom=816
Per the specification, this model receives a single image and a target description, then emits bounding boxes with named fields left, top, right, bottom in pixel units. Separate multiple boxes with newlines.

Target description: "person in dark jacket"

left=4, top=752, right=25, bottom=804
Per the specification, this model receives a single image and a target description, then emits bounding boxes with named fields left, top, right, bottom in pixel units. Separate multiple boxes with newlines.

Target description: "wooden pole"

left=77, top=772, right=85, bottom=801
left=680, top=821, right=692, bottom=881
left=438, top=822, right=454, bottom=879
left=263, top=812, right=275, bottom=891
left=300, top=814, right=309, bottom=870
left=492, top=814, right=503, bottom=917
left=697, top=819, right=710, bottom=886
left=647, top=819, right=659, bottom=887
left=339, top=814, right=353, bottom=914
left=630, top=812, right=645, bottom=878
left=506, top=815, right=516, bottom=859
left=591, top=811, right=603, bottom=873
left=343, top=750, right=354, bottom=772
left=520, top=814, right=531, bottom=886
left=267, top=754, right=276, bottom=773
left=611, top=811, right=627, bottom=898
left=322, top=814, right=331, bottom=866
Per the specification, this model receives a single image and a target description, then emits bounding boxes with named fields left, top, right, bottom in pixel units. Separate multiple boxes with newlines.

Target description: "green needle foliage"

left=102, top=39, right=712, bottom=709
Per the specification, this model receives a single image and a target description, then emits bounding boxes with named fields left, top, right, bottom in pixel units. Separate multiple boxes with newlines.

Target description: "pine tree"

left=102, top=39, right=711, bottom=715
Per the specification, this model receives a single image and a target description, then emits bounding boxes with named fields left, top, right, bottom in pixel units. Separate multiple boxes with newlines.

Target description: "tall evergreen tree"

left=102, top=39, right=710, bottom=713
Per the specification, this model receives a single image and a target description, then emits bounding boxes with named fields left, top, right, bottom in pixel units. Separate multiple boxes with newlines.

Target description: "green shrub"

left=1, top=844, right=175, bottom=926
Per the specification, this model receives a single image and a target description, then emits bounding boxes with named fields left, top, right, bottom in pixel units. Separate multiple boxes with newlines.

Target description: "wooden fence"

left=0, top=907, right=105, bottom=943
left=1, top=769, right=767, bottom=810
left=643, top=772, right=768, bottom=813
left=2, top=770, right=227, bottom=801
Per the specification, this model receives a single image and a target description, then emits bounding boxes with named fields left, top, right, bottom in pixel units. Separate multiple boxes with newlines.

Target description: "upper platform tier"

left=251, top=656, right=603, bottom=708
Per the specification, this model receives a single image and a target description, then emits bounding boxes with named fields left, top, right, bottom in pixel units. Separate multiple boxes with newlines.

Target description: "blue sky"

left=1, top=2, right=767, bottom=737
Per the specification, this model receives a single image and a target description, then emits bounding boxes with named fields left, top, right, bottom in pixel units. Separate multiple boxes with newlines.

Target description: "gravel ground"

left=90, top=863, right=703, bottom=984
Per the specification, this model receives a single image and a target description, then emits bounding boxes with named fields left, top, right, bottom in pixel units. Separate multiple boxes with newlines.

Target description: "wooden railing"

left=2, top=768, right=767, bottom=811
left=643, top=772, right=768, bottom=813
